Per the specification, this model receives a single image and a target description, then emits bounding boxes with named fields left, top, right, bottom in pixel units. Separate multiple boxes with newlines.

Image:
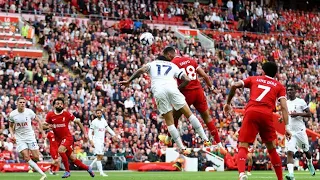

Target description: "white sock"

left=287, top=163, right=294, bottom=174
left=28, top=159, right=45, bottom=176
left=188, top=114, right=209, bottom=141
left=96, top=161, right=104, bottom=174
left=217, top=142, right=223, bottom=148
left=168, top=125, right=186, bottom=149
left=90, top=158, right=97, bottom=167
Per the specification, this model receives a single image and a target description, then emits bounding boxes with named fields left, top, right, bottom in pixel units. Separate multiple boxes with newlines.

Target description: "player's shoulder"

left=9, top=109, right=19, bottom=117
left=296, top=97, right=307, bottom=104
left=25, top=108, right=35, bottom=114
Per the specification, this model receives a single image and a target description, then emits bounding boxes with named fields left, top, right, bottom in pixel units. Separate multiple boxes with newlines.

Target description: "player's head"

left=287, top=84, right=297, bottom=100
left=163, top=46, right=176, bottom=61
left=53, top=98, right=64, bottom=113
left=16, top=97, right=26, bottom=111
left=96, top=109, right=103, bottom=119
left=262, top=61, right=278, bottom=77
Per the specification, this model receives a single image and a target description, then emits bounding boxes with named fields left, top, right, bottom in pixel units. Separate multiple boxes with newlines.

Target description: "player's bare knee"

left=23, top=155, right=31, bottom=161
left=58, top=147, right=66, bottom=154
left=97, top=155, right=103, bottom=160
left=69, top=154, right=76, bottom=161
left=32, top=155, right=40, bottom=162
left=238, top=142, right=249, bottom=148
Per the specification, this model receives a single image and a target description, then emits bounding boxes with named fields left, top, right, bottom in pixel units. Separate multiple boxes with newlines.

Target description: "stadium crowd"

left=0, top=0, right=320, bottom=171
left=2, top=0, right=320, bottom=36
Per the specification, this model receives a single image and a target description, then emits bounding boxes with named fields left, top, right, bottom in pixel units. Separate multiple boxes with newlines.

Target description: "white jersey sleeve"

left=9, top=108, right=37, bottom=142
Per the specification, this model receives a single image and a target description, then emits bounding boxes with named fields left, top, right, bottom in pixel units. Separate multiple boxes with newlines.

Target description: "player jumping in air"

left=9, top=97, right=47, bottom=180
left=89, top=109, right=121, bottom=176
left=285, top=84, right=315, bottom=180
left=43, top=98, right=95, bottom=178
left=159, top=54, right=226, bottom=153
left=224, top=62, right=291, bottom=180
left=120, top=47, right=210, bottom=154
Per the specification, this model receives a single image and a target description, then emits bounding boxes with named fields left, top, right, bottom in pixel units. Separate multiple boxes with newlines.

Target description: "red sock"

left=59, top=152, right=70, bottom=172
left=73, top=159, right=89, bottom=170
left=268, top=148, right=283, bottom=180
left=206, top=120, right=221, bottom=143
left=168, top=118, right=179, bottom=137
left=54, top=164, right=59, bottom=172
left=51, top=164, right=56, bottom=171
left=51, top=164, right=59, bottom=172
left=237, top=147, right=248, bottom=174
left=248, top=165, right=252, bottom=172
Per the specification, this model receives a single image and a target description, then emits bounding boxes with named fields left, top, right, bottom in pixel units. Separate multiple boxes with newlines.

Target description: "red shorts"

left=57, top=138, right=74, bottom=157
left=49, top=140, right=59, bottom=160
left=238, top=110, right=276, bottom=143
left=181, top=88, right=208, bottom=113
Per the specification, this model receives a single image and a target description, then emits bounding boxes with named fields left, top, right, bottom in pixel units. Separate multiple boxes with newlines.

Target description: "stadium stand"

left=0, top=0, right=319, bottom=171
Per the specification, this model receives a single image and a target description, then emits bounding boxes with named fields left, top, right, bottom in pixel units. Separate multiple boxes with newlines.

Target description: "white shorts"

left=286, top=130, right=309, bottom=153
left=93, top=140, right=104, bottom=155
left=153, top=88, right=186, bottom=115
left=17, top=140, right=39, bottom=152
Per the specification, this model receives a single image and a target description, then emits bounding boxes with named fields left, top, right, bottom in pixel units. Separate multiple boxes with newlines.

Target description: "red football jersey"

left=171, top=56, right=202, bottom=90
left=242, top=76, right=286, bottom=113
left=46, top=111, right=76, bottom=141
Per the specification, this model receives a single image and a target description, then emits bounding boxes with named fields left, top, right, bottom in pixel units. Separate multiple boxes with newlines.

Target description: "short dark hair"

left=287, top=84, right=298, bottom=90
left=53, top=98, right=64, bottom=106
left=96, top=109, right=102, bottom=113
left=262, top=61, right=278, bottom=77
left=163, top=46, right=175, bottom=56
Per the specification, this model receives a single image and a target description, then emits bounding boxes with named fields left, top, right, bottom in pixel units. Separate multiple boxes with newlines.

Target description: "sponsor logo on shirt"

left=16, top=122, right=28, bottom=127
left=53, top=124, right=66, bottom=128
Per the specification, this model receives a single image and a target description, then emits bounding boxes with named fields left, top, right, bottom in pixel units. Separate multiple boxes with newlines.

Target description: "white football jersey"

left=90, top=118, right=109, bottom=140
left=146, top=60, right=184, bottom=92
left=9, top=108, right=36, bottom=141
left=287, top=98, right=308, bottom=132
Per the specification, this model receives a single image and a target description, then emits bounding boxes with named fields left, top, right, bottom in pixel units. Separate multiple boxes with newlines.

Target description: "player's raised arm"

left=196, top=67, right=214, bottom=90
left=119, top=64, right=150, bottom=87
left=224, top=81, right=244, bottom=115
left=106, top=124, right=121, bottom=140
left=279, top=98, right=291, bottom=139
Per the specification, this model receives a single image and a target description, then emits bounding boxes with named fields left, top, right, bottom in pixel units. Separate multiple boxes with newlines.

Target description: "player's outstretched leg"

left=305, top=151, right=316, bottom=176
left=96, top=155, right=108, bottom=176
left=237, top=144, right=249, bottom=180
left=59, top=152, right=71, bottom=178
left=162, top=111, right=189, bottom=155
left=285, top=150, right=295, bottom=180
left=69, top=152, right=95, bottom=177
left=200, top=110, right=227, bottom=154
left=266, top=142, right=283, bottom=180
left=247, top=153, right=253, bottom=176
left=23, top=150, right=47, bottom=180
left=159, top=110, right=182, bottom=146
left=178, top=105, right=209, bottom=142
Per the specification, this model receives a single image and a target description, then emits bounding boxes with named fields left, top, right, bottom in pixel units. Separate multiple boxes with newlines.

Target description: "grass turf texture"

left=0, top=171, right=316, bottom=180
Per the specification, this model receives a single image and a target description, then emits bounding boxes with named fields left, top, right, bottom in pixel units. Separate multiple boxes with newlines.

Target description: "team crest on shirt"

left=63, top=117, right=65, bottom=122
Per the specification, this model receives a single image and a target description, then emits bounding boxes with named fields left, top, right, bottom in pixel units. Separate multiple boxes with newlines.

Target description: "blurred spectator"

left=147, top=147, right=159, bottom=162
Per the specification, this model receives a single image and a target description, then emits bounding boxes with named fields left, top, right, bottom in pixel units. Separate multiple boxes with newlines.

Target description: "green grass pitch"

left=0, top=171, right=316, bottom=180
